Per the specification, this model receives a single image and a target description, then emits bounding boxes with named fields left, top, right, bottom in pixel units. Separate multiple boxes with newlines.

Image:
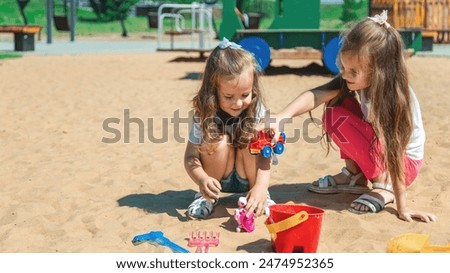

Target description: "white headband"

left=218, top=37, right=242, bottom=49
left=368, top=10, right=391, bottom=28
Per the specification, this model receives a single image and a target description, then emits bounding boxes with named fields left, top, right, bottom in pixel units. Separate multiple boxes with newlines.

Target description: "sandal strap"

left=352, top=193, right=385, bottom=213
left=341, top=167, right=363, bottom=187
left=372, top=182, right=394, bottom=193
left=188, top=194, right=215, bottom=219
left=318, top=175, right=336, bottom=188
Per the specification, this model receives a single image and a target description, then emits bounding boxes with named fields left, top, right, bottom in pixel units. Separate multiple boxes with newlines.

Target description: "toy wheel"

left=274, top=142, right=284, bottom=155
left=261, top=146, right=272, bottom=158
left=322, top=37, right=341, bottom=75
left=280, top=132, right=286, bottom=142
left=239, top=37, right=271, bottom=71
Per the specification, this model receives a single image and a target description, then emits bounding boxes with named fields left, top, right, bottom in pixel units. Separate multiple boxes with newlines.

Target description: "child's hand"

left=256, top=113, right=289, bottom=145
left=198, top=176, right=221, bottom=202
left=398, top=209, right=437, bottom=223
left=245, top=185, right=268, bottom=217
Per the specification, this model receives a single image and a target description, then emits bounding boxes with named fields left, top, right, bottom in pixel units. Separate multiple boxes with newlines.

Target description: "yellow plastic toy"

left=387, top=233, right=450, bottom=253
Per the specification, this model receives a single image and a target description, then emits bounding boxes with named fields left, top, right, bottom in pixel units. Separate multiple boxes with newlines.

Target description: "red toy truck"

left=248, top=130, right=286, bottom=158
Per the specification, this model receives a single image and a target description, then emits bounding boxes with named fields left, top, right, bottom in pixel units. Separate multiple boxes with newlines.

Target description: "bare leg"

left=200, top=136, right=235, bottom=181
left=235, top=148, right=257, bottom=187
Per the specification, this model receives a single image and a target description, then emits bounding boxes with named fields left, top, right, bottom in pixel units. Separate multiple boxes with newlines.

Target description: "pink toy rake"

left=187, top=231, right=220, bottom=253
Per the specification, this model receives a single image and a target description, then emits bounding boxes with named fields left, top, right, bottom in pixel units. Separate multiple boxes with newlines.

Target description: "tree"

left=88, top=0, right=139, bottom=37
left=341, top=0, right=363, bottom=23
left=88, top=0, right=107, bottom=17
left=106, top=0, right=139, bottom=37
left=17, top=0, right=30, bottom=25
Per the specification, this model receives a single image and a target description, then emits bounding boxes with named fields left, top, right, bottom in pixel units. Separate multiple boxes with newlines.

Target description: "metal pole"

left=70, top=0, right=75, bottom=41
left=46, top=0, right=52, bottom=44
left=199, top=4, right=205, bottom=50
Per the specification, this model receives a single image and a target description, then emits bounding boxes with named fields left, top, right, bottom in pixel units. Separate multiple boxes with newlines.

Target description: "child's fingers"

left=244, top=198, right=264, bottom=217
left=254, top=202, right=265, bottom=217
left=413, top=212, right=437, bottom=223
left=399, top=211, right=438, bottom=223
left=204, top=179, right=221, bottom=201
left=211, top=178, right=222, bottom=191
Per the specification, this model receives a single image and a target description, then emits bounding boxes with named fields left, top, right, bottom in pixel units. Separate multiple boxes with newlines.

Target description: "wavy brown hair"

left=192, top=45, right=265, bottom=151
left=328, top=19, right=413, bottom=186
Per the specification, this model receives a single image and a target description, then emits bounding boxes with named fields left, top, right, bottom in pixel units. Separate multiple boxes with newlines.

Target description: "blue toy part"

left=238, top=37, right=271, bottom=71
left=132, top=231, right=190, bottom=253
left=280, top=132, right=286, bottom=142
left=261, top=145, right=273, bottom=158
left=274, top=142, right=284, bottom=155
left=322, top=37, right=342, bottom=75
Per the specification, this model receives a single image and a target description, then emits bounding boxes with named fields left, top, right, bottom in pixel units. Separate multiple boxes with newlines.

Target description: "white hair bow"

left=218, top=37, right=242, bottom=49
left=368, top=10, right=391, bottom=28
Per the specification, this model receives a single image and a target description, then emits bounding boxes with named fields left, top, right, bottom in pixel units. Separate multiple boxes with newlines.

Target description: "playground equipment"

left=53, top=0, right=71, bottom=31
left=371, top=0, right=450, bottom=44
left=220, top=0, right=424, bottom=74
left=156, top=2, right=216, bottom=57
left=45, top=0, right=76, bottom=43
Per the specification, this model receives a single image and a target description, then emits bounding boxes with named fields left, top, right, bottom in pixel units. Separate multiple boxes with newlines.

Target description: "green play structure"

left=219, top=0, right=423, bottom=74
left=219, top=0, right=320, bottom=40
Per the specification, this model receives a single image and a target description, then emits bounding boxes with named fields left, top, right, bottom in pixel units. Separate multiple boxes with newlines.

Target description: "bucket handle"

left=265, top=210, right=309, bottom=234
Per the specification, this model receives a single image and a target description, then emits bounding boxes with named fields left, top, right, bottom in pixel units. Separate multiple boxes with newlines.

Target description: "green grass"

left=0, top=0, right=369, bottom=37
left=0, top=53, right=22, bottom=59
left=0, top=0, right=149, bottom=37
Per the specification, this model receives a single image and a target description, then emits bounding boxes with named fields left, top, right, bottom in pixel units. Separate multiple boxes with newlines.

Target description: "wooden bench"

left=0, top=25, right=43, bottom=51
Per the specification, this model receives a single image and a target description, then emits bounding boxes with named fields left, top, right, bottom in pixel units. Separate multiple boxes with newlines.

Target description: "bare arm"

left=246, top=154, right=271, bottom=217
left=393, top=175, right=437, bottom=222
left=260, top=77, right=341, bottom=133
left=184, top=141, right=221, bottom=201
left=184, top=141, right=207, bottom=187
left=277, top=88, right=339, bottom=120
left=279, top=76, right=342, bottom=118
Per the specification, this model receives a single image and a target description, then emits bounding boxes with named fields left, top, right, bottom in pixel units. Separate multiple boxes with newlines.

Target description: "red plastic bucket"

left=265, top=204, right=324, bottom=253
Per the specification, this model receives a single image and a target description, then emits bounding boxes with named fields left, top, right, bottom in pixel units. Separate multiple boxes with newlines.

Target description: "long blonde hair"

left=330, top=19, right=412, bottom=186
left=192, top=46, right=265, bottom=150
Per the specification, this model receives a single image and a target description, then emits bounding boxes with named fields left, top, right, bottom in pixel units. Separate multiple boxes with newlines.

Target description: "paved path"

left=1, top=40, right=164, bottom=55
left=0, top=37, right=220, bottom=55
left=416, top=44, right=450, bottom=57
left=1, top=38, right=449, bottom=57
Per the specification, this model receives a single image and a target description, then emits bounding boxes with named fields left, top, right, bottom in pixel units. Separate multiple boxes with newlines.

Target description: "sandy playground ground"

left=0, top=47, right=449, bottom=253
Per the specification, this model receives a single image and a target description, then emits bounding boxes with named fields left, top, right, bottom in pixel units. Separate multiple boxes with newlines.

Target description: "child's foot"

left=308, top=167, right=369, bottom=194
left=349, top=183, right=395, bottom=214
left=187, top=193, right=215, bottom=219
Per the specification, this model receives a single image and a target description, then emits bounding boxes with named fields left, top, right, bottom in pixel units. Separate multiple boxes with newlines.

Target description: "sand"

left=0, top=50, right=448, bottom=253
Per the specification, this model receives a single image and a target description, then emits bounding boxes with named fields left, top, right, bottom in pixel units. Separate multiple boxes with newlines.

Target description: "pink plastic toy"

left=187, top=231, right=220, bottom=253
left=234, top=197, right=255, bottom=233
